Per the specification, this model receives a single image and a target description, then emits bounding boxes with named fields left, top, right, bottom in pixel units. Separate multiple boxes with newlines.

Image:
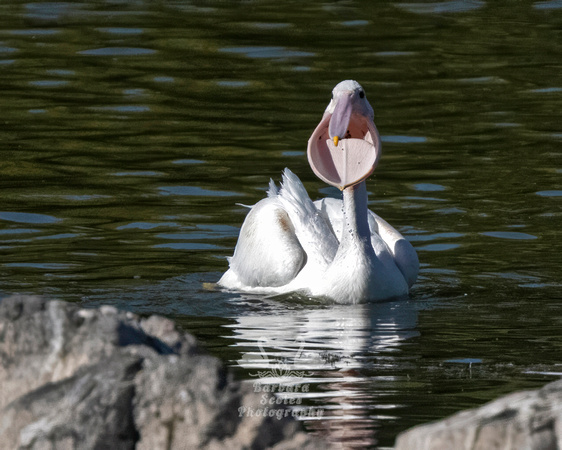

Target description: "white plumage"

left=218, top=81, right=418, bottom=303
left=218, top=169, right=417, bottom=303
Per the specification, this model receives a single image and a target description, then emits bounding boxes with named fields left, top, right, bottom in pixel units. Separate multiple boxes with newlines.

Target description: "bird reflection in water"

left=228, top=297, right=419, bottom=448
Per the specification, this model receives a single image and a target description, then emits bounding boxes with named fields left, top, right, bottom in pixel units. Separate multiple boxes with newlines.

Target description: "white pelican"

left=218, top=80, right=418, bottom=303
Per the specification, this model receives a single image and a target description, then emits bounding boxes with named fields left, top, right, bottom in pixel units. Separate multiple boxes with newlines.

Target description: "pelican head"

left=307, top=80, right=381, bottom=190
left=325, top=80, right=375, bottom=145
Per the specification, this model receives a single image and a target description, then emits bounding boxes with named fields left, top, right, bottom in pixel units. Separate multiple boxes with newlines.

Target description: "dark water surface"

left=1, top=1, right=561, bottom=447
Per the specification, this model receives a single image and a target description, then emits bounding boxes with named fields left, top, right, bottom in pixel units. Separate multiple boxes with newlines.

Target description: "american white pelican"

left=218, top=80, right=418, bottom=303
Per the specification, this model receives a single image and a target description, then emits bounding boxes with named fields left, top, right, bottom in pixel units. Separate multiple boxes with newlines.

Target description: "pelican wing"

left=368, top=213, right=419, bottom=288
left=222, top=197, right=306, bottom=288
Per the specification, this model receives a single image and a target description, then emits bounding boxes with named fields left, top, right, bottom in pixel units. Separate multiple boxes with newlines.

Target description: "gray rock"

left=395, top=379, right=562, bottom=450
left=0, top=295, right=327, bottom=449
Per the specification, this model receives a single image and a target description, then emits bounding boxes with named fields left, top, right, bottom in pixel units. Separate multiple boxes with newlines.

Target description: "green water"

left=1, top=1, right=561, bottom=447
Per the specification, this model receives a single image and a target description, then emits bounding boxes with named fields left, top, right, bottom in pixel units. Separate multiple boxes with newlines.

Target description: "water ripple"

left=481, top=231, right=538, bottom=240
left=396, top=0, right=485, bottom=14
left=534, top=0, right=562, bottom=9
left=458, top=76, right=507, bottom=84
left=159, top=186, right=239, bottom=197
left=216, top=80, right=251, bottom=88
left=96, top=27, right=144, bottom=35
left=29, top=80, right=70, bottom=88
left=89, top=105, right=151, bottom=113
left=173, top=159, right=205, bottom=165
left=382, top=135, right=427, bottom=144
left=374, top=51, right=416, bottom=57
left=219, top=46, right=314, bottom=60
left=117, top=222, right=178, bottom=231
left=112, top=171, right=162, bottom=177
left=0, top=228, right=38, bottom=236
left=0, top=45, right=18, bottom=54
left=530, top=87, right=562, bottom=93
left=78, top=47, right=157, bottom=56
left=536, top=190, right=562, bottom=197
left=0, top=212, right=61, bottom=224
left=8, top=29, right=60, bottom=36
left=248, top=22, right=291, bottom=30
left=5, top=263, right=76, bottom=270
left=412, top=183, right=446, bottom=192
left=340, top=20, right=370, bottom=27
left=154, top=242, right=222, bottom=250
left=153, top=76, right=175, bottom=83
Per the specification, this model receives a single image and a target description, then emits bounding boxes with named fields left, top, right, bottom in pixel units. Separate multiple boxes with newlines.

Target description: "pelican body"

left=218, top=80, right=418, bottom=303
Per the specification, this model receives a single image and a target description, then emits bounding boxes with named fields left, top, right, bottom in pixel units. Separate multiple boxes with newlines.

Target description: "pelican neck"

left=341, top=181, right=371, bottom=243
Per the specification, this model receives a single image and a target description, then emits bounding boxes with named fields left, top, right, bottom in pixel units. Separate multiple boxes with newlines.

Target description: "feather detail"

left=267, top=179, right=279, bottom=197
left=277, top=168, right=338, bottom=268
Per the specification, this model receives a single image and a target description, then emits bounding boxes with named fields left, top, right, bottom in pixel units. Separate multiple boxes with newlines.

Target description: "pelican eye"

left=359, top=90, right=365, bottom=99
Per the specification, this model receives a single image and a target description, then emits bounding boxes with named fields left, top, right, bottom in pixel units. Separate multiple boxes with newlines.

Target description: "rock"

left=395, top=379, right=562, bottom=450
left=1, top=354, right=141, bottom=449
left=0, top=295, right=327, bottom=449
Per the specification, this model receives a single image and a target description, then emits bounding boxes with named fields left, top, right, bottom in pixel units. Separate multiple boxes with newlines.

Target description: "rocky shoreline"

left=1, top=295, right=561, bottom=449
left=0, top=295, right=326, bottom=449
left=394, top=377, right=562, bottom=449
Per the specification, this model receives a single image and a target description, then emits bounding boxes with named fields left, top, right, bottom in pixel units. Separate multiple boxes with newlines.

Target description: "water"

left=1, top=1, right=561, bottom=447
